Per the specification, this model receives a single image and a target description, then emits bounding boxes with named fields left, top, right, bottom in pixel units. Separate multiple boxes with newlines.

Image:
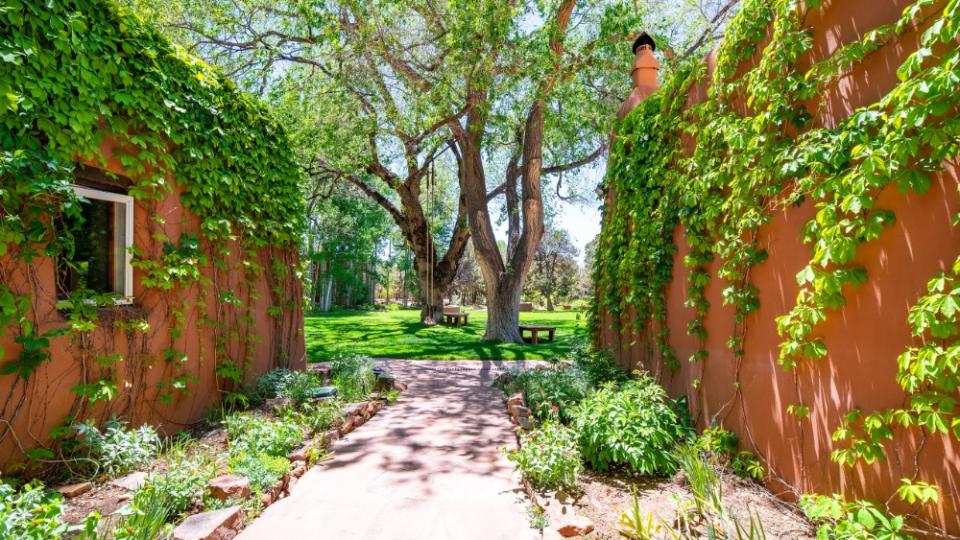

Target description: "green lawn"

left=304, top=308, right=589, bottom=361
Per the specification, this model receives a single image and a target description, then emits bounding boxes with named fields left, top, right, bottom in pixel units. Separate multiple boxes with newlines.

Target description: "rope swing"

left=425, top=158, right=436, bottom=324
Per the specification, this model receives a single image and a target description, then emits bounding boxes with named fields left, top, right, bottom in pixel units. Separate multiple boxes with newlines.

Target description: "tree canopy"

left=132, top=0, right=737, bottom=338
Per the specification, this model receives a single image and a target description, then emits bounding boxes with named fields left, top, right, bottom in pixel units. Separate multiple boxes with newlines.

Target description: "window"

left=58, top=184, right=134, bottom=302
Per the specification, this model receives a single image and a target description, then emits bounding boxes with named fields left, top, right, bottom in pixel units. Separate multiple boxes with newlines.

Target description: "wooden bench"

left=443, top=312, right=469, bottom=326
left=519, top=325, right=556, bottom=344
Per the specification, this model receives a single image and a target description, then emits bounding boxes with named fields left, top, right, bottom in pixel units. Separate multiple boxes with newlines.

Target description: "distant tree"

left=451, top=243, right=486, bottom=306
left=525, top=229, right=579, bottom=311
left=305, top=184, right=391, bottom=311
left=578, top=235, right=599, bottom=299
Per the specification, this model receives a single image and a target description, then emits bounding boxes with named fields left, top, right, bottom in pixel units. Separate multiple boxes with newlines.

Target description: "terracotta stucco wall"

left=599, top=0, right=960, bottom=534
left=0, top=137, right=305, bottom=469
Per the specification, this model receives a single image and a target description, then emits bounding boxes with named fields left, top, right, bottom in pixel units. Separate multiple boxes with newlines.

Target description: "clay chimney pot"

left=618, top=32, right=660, bottom=120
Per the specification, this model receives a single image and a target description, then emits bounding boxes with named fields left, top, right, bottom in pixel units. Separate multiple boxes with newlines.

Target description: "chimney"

left=617, top=32, right=660, bottom=119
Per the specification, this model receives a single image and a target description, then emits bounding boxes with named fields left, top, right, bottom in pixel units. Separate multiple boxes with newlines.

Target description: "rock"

left=290, top=460, right=307, bottom=478
left=309, top=363, right=331, bottom=377
left=109, top=471, right=149, bottom=491
left=341, top=420, right=355, bottom=434
left=507, top=392, right=525, bottom=408
left=55, top=482, right=92, bottom=499
left=288, top=443, right=312, bottom=462
left=322, top=429, right=339, bottom=448
left=344, top=402, right=365, bottom=417
left=518, top=416, right=535, bottom=430
left=286, top=476, right=298, bottom=493
left=556, top=515, right=594, bottom=537
left=513, top=405, right=532, bottom=418
left=172, top=506, right=242, bottom=540
left=207, top=475, right=250, bottom=501
left=261, top=491, right=273, bottom=506
left=375, top=375, right=396, bottom=391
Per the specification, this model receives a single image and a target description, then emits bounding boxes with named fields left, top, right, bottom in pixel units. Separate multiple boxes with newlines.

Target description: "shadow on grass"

left=304, top=309, right=587, bottom=361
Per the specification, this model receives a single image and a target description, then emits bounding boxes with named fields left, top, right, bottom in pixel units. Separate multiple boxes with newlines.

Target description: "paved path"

left=238, top=360, right=542, bottom=540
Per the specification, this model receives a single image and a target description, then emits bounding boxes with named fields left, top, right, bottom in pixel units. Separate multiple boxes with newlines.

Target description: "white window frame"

left=71, top=185, right=135, bottom=303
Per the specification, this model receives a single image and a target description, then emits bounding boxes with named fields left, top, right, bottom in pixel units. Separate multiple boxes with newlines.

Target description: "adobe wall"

left=0, top=136, right=306, bottom=469
left=599, top=0, right=960, bottom=534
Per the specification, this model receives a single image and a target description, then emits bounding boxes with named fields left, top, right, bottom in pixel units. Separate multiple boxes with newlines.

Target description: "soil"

left=561, top=469, right=815, bottom=539
left=61, top=484, right=131, bottom=525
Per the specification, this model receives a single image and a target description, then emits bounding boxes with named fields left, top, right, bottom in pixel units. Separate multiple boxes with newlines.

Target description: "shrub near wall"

left=0, top=0, right=305, bottom=466
left=594, top=0, right=960, bottom=534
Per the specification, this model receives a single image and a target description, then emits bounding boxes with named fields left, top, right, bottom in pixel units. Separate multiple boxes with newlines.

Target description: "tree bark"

left=459, top=99, right=545, bottom=342
left=452, top=0, right=573, bottom=342
left=397, top=183, right=470, bottom=324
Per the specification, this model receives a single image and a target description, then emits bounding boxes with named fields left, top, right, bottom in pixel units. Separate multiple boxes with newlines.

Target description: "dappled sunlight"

left=304, top=309, right=589, bottom=361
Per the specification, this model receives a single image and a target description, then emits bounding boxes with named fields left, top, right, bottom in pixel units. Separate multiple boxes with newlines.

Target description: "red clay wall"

left=599, top=0, right=960, bottom=535
left=0, top=137, right=305, bottom=469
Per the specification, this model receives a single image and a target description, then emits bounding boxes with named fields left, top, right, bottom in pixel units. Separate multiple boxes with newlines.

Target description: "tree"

left=525, top=228, right=580, bottom=310
left=450, top=243, right=485, bottom=306
left=134, top=0, right=471, bottom=324
left=304, top=183, right=391, bottom=311
left=577, top=234, right=599, bottom=299
left=134, top=0, right=738, bottom=339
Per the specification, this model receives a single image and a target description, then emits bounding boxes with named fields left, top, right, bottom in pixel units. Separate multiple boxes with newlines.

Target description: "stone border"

left=56, top=381, right=403, bottom=540
left=497, top=380, right=595, bottom=539
left=170, top=396, right=394, bottom=539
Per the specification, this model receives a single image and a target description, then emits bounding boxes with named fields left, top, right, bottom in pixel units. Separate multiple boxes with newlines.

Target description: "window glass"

left=58, top=186, right=133, bottom=300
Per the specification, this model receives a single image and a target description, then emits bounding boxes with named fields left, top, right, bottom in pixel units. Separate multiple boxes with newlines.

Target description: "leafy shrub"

left=278, top=399, right=344, bottom=434
left=151, top=445, right=217, bottom=516
left=731, top=452, right=764, bottom=481
left=223, top=414, right=303, bottom=457
left=693, top=427, right=764, bottom=481
left=330, top=353, right=377, bottom=401
left=507, top=421, right=582, bottom=491
left=506, top=365, right=592, bottom=422
left=228, top=452, right=290, bottom=493
left=570, top=341, right=627, bottom=386
left=800, top=494, right=913, bottom=540
left=251, top=368, right=295, bottom=403
left=72, top=418, right=161, bottom=477
left=0, top=480, right=68, bottom=540
left=277, top=371, right=325, bottom=406
left=695, top=426, right=739, bottom=456
left=572, top=375, right=686, bottom=474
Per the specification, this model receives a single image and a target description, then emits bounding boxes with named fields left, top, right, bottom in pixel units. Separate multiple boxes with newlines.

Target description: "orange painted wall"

left=599, top=0, right=960, bottom=535
left=0, top=136, right=305, bottom=469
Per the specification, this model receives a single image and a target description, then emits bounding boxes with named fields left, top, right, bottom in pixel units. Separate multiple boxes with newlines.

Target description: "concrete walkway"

left=237, top=360, right=541, bottom=540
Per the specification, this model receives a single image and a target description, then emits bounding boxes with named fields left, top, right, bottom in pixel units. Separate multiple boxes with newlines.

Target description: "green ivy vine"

left=593, top=0, right=960, bottom=532
left=0, top=0, right=305, bottom=460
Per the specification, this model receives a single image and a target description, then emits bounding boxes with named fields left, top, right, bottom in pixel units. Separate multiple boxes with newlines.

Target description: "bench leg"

left=549, top=330, right=555, bottom=342
left=531, top=331, right=539, bottom=344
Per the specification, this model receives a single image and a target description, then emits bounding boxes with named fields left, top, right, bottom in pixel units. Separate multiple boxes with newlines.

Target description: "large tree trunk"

left=485, top=278, right=525, bottom=342
left=459, top=99, right=545, bottom=342
left=397, top=183, right=470, bottom=324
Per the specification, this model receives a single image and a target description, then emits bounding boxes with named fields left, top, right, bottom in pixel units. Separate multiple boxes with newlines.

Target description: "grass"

left=304, top=308, right=588, bottom=361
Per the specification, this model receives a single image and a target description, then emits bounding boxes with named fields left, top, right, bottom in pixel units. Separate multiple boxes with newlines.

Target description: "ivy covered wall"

left=594, top=0, right=960, bottom=534
left=0, top=0, right=306, bottom=468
